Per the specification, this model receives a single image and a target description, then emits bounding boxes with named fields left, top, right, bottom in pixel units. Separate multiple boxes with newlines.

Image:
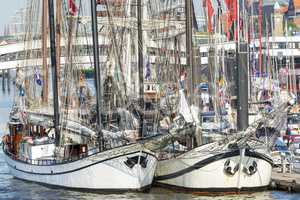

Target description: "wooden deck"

left=270, top=168, right=300, bottom=192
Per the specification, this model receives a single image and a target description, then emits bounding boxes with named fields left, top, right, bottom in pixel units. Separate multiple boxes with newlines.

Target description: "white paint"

left=155, top=145, right=272, bottom=190
left=4, top=145, right=157, bottom=190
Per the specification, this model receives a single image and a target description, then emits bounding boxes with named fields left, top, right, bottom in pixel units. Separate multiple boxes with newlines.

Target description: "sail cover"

left=179, top=89, right=194, bottom=123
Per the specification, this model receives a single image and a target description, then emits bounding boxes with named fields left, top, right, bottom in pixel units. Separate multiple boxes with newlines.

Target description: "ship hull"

left=155, top=146, right=272, bottom=193
left=3, top=145, right=157, bottom=191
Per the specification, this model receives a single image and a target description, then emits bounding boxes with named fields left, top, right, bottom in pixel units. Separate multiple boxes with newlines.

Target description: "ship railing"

left=3, top=144, right=101, bottom=166
left=3, top=140, right=142, bottom=166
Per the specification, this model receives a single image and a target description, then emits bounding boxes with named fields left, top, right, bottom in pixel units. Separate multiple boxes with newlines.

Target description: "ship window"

left=202, top=116, right=215, bottom=123
left=278, top=43, right=286, bottom=49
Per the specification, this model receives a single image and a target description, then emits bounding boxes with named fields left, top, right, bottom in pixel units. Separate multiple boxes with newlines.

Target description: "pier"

left=270, top=168, right=300, bottom=192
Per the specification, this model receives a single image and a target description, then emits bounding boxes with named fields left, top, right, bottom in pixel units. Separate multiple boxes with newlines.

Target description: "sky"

left=0, top=1, right=25, bottom=34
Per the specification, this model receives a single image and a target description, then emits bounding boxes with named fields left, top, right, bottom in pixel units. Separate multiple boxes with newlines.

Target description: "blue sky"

left=0, top=1, right=25, bottom=33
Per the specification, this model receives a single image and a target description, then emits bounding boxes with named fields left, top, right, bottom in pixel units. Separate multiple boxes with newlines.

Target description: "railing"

left=2, top=144, right=99, bottom=166
left=2, top=139, right=140, bottom=166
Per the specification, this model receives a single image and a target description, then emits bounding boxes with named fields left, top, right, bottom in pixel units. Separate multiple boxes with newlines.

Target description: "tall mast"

left=185, top=0, right=194, bottom=102
left=137, top=0, right=144, bottom=137
left=48, top=0, right=60, bottom=145
left=91, top=0, right=104, bottom=151
left=258, top=0, right=263, bottom=77
left=56, top=0, right=62, bottom=84
left=236, top=0, right=249, bottom=131
left=42, top=0, right=49, bottom=104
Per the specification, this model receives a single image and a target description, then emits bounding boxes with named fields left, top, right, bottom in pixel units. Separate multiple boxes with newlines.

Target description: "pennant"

left=68, top=0, right=78, bottom=16
left=203, top=0, right=215, bottom=33
left=225, top=0, right=237, bottom=40
left=145, top=57, right=151, bottom=80
left=34, top=68, right=42, bottom=86
left=207, top=0, right=215, bottom=33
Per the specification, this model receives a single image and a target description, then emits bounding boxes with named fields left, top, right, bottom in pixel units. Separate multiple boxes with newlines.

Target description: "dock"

left=270, top=168, right=300, bottom=192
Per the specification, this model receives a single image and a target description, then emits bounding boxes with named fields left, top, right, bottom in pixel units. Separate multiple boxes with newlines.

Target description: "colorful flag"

left=68, top=0, right=77, bottom=16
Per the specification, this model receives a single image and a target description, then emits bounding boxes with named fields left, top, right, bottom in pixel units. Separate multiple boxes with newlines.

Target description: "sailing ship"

left=2, top=0, right=159, bottom=191
left=1, top=0, right=297, bottom=194
left=154, top=0, right=295, bottom=193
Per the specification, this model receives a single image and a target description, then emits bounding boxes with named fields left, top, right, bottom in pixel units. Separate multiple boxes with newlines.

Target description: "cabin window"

left=202, top=116, right=215, bottom=123
left=278, top=43, right=286, bottom=49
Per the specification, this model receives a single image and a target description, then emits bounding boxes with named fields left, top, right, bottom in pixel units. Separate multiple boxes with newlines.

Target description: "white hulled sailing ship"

left=2, top=0, right=159, bottom=191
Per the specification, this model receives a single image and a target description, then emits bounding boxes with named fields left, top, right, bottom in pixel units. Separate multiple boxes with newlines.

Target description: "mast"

left=42, top=0, right=49, bottom=104
left=185, top=0, right=194, bottom=102
left=236, top=0, right=249, bottom=131
left=258, top=0, right=263, bottom=77
left=48, top=0, right=60, bottom=145
left=56, top=0, right=61, bottom=84
left=137, top=0, right=144, bottom=137
left=91, top=0, right=104, bottom=151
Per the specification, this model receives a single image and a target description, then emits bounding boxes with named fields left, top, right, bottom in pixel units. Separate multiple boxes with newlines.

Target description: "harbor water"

left=0, top=81, right=299, bottom=200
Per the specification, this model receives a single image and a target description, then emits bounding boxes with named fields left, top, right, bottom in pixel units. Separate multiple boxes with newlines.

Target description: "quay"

left=270, top=168, right=300, bottom=192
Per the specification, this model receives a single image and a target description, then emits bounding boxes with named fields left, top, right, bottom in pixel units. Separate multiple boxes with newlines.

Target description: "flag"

left=145, top=57, right=151, bottom=80
left=68, top=0, right=77, bottom=16
left=203, top=0, right=215, bottom=33
left=34, top=68, right=42, bottom=86
left=224, top=0, right=237, bottom=40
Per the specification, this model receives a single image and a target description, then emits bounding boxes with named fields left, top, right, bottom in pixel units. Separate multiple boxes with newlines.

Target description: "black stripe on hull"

left=5, top=151, right=157, bottom=176
left=13, top=176, right=152, bottom=193
left=153, top=182, right=269, bottom=195
left=245, top=149, right=273, bottom=166
left=155, top=148, right=273, bottom=181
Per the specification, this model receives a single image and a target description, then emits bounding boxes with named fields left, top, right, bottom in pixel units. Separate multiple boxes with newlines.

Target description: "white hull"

left=155, top=145, right=273, bottom=192
left=4, top=145, right=157, bottom=191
